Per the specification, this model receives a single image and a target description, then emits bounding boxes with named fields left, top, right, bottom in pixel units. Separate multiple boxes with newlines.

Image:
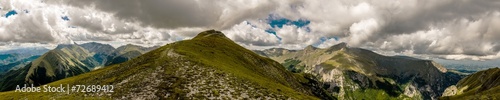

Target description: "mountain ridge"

left=0, top=43, right=156, bottom=92
left=0, top=30, right=332, bottom=99
left=0, top=44, right=98, bottom=91
left=441, top=67, right=500, bottom=99
left=255, top=43, right=463, bottom=99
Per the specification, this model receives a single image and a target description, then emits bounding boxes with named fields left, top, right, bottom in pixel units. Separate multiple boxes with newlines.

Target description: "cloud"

left=276, top=25, right=316, bottom=45
left=0, top=0, right=200, bottom=49
left=1, top=0, right=500, bottom=60
left=274, top=0, right=500, bottom=60
left=47, top=0, right=284, bottom=30
left=379, top=0, right=500, bottom=35
left=0, top=1, right=63, bottom=43
left=373, top=12, right=500, bottom=60
left=345, top=18, right=381, bottom=46
left=223, top=21, right=280, bottom=46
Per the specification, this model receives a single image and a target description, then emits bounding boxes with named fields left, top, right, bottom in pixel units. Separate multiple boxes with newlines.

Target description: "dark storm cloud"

left=2, top=0, right=500, bottom=60
left=380, top=0, right=500, bottom=34
left=49, top=0, right=281, bottom=30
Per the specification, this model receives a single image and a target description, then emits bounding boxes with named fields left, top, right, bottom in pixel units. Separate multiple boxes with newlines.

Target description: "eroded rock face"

left=404, top=84, right=421, bottom=98
left=442, top=85, right=457, bottom=97
left=314, top=66, right=347, bottom=98
left=255, top=43, right=464, bottom=99
left=432, top=61, right=448, bottom=73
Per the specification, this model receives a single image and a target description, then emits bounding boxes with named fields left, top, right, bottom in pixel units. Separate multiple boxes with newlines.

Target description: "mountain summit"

left=193, top=29, right=227, bottom=39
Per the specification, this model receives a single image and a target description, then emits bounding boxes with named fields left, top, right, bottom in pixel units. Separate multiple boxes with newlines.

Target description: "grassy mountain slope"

left=0, top=45, right=98, bottom=91
left=256, top=43, right=463, bottom=99
left=441, top=68, right=500, bottom=99
left=78, top=42, right=156, bottom=66
left=104, top=44, right=158, bottom=66
left=79, top=42, right=116, bottom=55
left=79, top=42, right=116, bottom=65
left=0, top=43, right=155, bottom=92
left=0, top=30, right=332, bottom=99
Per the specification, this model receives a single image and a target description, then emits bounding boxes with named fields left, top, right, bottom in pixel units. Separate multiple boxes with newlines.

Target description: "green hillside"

left=0, top=30, right=332, bottom=99
left=0, top=45, right=98, bottom=91
left=256, top=43, right=464, bottom=100
left=104, top=44, right=156, bottom=66
left=441, top=68, right=500, bottom=99
left=79, top=42, right=116, bottom=65
left=0, top=43, right=156, bottom=92
left=79, top=42, right=116, bottom=55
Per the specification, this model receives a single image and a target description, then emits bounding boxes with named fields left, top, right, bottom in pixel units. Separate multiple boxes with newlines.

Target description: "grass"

left=0, top=30, right=321, bottom=99
left=172, top=30, right=319, bottom=99
left=0, top=45, right=99, bottom=91
left=440, top=68, right=500, bottom=99
left=282, top=59, right=304, bottom=73
left=342, top=74, right=420, bottom=100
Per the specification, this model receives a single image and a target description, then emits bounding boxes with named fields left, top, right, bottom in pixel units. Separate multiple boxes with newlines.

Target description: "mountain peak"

left=333, top=42, right=347, bottom=48
left=304, top=45, right=317, bottom=51
left=193, top=29, right=227, bottom=39
left=79, top=42, right=115, bottom=54
left=326, top=42, right=347, bottom=52
left=55, top=44, right=80, bottom=50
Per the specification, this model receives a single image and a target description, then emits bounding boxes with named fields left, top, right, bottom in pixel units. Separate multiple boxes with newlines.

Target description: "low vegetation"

left=0, top=30, right=331, bottom=99
left=440, top=68, right=500, bottom=99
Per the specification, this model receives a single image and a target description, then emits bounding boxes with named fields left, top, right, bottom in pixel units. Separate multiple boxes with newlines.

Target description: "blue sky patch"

left=315, top=36, right=339, bottom=47
left=265, top=29, right=282, bottom=40
left=244, top=21, right=282, bottom=40
left=265, top=29, right=276, bottom=35
left=267, top=17, right=310, bottom=28
left=265, top=14, right=311, bottom=41
left=61, top=16, right=70, bottom=21
left=319, top=36, right=340, bottom=43
left=320, top=37, right=329, bottom=42
left=333, top=36, right=339, bottom=41
left=5, top=10, right=17, bottom=18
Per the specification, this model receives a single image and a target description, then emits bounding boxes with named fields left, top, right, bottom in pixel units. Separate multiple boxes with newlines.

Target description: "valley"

left=0, top=42, right=156, bottom=92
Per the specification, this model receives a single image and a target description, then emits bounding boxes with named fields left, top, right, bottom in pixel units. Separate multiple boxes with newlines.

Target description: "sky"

left=0, top=0, right=499, bottom=61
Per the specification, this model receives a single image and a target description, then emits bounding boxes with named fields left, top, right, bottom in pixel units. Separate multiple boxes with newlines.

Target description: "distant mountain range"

left=0, top=55, right=41, bottom=74
left=434, top=58, right=500, bottom=73
left=104, top=44, right=159, bottom=66
left=254, top=42, right=464, bottom=99
left=0, top=42, right=157, bottom=91
left=0, top=47, right=50, bottom=56
left=0, top=47, right=49, bottom=74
